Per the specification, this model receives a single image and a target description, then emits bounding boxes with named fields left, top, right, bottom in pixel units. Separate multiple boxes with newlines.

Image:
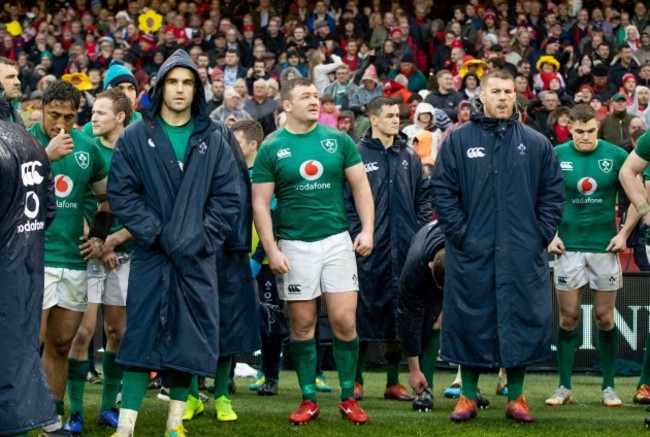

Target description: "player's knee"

left=330, top=313, right=356, bottom=339
left=291, top=320, right=316, bottom=339
left=105, top=323, right=125, bottom=344
left=45, top=333, right=75, bottom=357
left=594, top=311, right=615, bottom=330
left=559, top=311, right=580, bottom=330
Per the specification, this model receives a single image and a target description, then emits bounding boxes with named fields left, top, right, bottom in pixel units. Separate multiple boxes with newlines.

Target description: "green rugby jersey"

left=252, top=124, right=362, bottom=242
left=555, top=139, right=628, bottom=253
left=29, top=123, right=109, bottom=270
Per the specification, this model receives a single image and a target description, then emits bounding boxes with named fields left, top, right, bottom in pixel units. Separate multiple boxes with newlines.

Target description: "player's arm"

left=620, top=152, right=650, bottom=226
left=607, top=204, right=641, bottom=252
left=548, top=233, right=565, bottom=255
left=345, top=162, right=374, bottom=256
left=252, top=181, right=290, bottom=274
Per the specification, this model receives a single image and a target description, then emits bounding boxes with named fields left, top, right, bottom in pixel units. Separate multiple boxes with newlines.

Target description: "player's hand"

left=268, top=249, right=291, bottom=275
left=606, top=233, right=626, bottom=253
left=547, top=235, right=565, bottom=255
left=100, top=248, right=119, bottom=270
left=353, top=230, right=373, bottom=257
left=79, top=235, right=103, bottom=260
left=408, top=370, right=428, bottom=395
left=644, top=214, right=650, bottom=227
left=45, top=128, right=74, bottom=161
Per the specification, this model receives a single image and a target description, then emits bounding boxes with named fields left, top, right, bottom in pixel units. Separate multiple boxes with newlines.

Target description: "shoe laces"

left=454, top=396, right=475, bottom=412
left=341, top=398, right=364, bottom=414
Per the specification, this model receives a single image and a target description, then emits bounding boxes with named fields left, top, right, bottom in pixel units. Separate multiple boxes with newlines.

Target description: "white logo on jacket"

left=21, top=161, right=44, bottom=186
left=365, top=162, right=379, bottom=172
left=466, top=147, right=485, bottom=158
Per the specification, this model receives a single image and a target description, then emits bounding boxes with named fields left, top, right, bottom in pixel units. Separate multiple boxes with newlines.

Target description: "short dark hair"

left=231, top=120, right=264, bottom=148
left=225, top=48, right=239, bottom=56
left=480, top=68, right=514, bottom=88
left=95, top=88, right=133, bottom=127
left=631, top=128, right=646, bottom=143
left=280, top=77, right=314, bottom=102
left=320, top=95, right=335, bottom=104
left=569, top=103, right=597, bottom=123
left=407, top=94, right=423, bottom=104
left=42, top=80, right=81, bottom=110
left=366, top=96, right=397, bottom=117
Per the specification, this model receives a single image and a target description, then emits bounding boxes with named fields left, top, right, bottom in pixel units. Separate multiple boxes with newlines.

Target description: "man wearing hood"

left=107, top=49, right=241, bottom=437
left=345, top=96, right=433, bottom=405
left=628, top=85, right=650, bottom=128
left=350, top=65, right=384, bottom=116
left=431, top=69, right=564, bottom=423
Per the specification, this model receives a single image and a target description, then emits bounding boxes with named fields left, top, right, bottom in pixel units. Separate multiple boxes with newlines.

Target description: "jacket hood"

left=148, top=49, right=211, bottom=132
left=414, top=102, right=435, bottom=122
left=630, top=85, right=650, bottom=115
left=456, top=99, right=473, bottom=120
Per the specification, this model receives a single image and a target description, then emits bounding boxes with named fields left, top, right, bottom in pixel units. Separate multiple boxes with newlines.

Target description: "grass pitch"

left=28, top=370, right=649, bottom=437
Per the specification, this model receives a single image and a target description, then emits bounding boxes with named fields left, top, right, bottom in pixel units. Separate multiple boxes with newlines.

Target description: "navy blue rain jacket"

left=217, top=128, right=260, bottom=355
left=0, top=120, right=57, bottom=435
left=430, top=109, right=564, bottom=368
left=396, top=221, right=445, bottom=358
left=345, top=131, right=433, bottom=341
left=107, top=49, right=241, bottom=376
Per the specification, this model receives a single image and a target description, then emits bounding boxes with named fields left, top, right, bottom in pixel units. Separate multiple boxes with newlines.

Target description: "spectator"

left=243, top=78, right=278, bottom=136
left=322, top=64, right=358, bottom=110
left=638, top=29, right=650, bottom=65
left=306, top=1, right=335, bottom=34
left=223, top=49, right=247, bottom=88
left=609, top=46, right=641, bottom=89
left=533, top=55, right=565, bottom=92
left=308, top=49, right=343, bottom=95
left=318, top=94, right=339, bottom=128
left=424, top=69, right=464, bottom=123
left=629, top=86, right=650, bottom=127
left=527, top=90, right=561, bottom=137
left=246, top=58, right=271, bottom=95
left=375, top=39, right=399, bottom=79
left=599, top=92, right=635, bottom=146
left=338, top=110, right=358, bottom=142
left=207, top=77, right=225, bottom=113
left=591, top=62, right=618, bottom=103
left=547, top=106, right=571, bottom=146
left=639, top=62, right=650, bottom=88
left=349, top=64, right=383, bottom=116
left=264, top=18, right=286, bottom=58
left=432, top=31, right=456, bottom=73
left=388, top=53, right=427, bottom=93
left=210, top=86, right=252, bottom=124
left=621, top=73, right=639, bottom=103
left=401, top=102, right=438, bottom=148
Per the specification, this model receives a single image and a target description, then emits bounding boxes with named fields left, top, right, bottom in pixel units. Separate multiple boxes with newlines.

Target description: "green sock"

left=170, top=372, right=192, bottom=402
left=333, top=336, right=359, bottom=401
left=10, top=434, right=28, bottom=437
left=100, top=351, right=123, bottom=411
left=120, top=370, right=150, bottom=411
left=599, top=328, right=618, bottom=389
left=189, top=375, right=200, bottom=399
left=460, top=367, right=480, bottom=401
left=557, top=326, right=579, bottom=389
left=214, top=356, right=233, bottom=399
left=638, top=333, right=650, bottom=386
left=419, top=330, right=440, bottom=388
left=67, top=359, right=88, bottom=414
left=506, top=366, right=526, bottom=401
left=355, top=341, right=368, bottom=385
left=385, top=349, right=401, bottom=387
left=53, top=398, right=64, bottom=417
left=290, top=338, right=317, bottom=402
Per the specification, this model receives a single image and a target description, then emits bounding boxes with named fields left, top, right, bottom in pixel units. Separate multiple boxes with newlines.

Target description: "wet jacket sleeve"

left=397, top=259, right=430, bottom=358
left=43, top=155, right=56, bottom=228
left=430, top=134, right=467, bottom=247
left=203, top=140, right=241, bottom=256
left=536, top=141, right=565, bottom=247
left=413, top=159, right=434, bottom=226
left=107, top=135, right=163, bottom=250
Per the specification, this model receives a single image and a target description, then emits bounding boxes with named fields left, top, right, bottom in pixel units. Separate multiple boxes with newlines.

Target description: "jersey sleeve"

left=636, top=131, right=650, bottom=162
left=341, top=134, right=362, bottom=169
left=615, top=146, right=629, bottom=172
left=90, top=141, right=109, bottom=183
left=252, top=143, right=275, bottom=183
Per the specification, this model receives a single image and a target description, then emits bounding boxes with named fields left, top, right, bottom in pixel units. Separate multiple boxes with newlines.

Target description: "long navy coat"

left=0, top=120, right=57, bottom=434
left=217, top=127, right=260, bottom=356
left=346, top=131, right=433, bottom=341
left=107, top=50, right=241, bottom=376
left=430, top=110, right=564, bottom=368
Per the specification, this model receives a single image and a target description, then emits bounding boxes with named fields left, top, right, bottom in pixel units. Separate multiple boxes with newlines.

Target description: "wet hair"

left=42, top=80, right=81, bottom=110
left=431, top=248, right=446, bottom=289
left=280, top=77, right=315, bottom=102
left=366, top=96, right=397, bottom=117
left=569, top=103, right=597, bottom=123
left=231, top=120, right=264, bottom=149
left=95, top=88, right=133, bottom=127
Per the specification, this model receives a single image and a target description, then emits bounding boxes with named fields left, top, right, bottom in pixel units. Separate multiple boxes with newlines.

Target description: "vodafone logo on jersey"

left=299, top=160, right=324, bottom=181
left=55, top=174, right=74, bottom=197
left=577, top=177, right=597, bottom=195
